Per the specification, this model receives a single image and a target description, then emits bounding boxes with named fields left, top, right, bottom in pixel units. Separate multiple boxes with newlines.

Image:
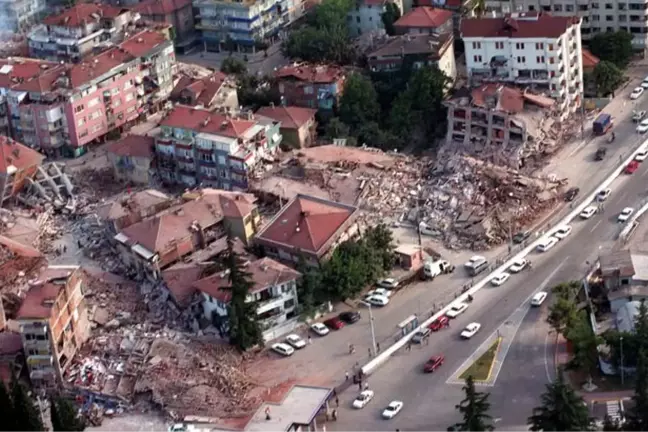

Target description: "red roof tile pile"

left=15, top=267, right=78, bottom=319
left=275, top=64, right=345, bottom=84
left=471, top=84, right=525, bottom=113
left=255, top=106, right=317, bottom=129
left=106, top=134, right=155, bottom=159
left=0, top=136, right=44, bottom=174
left=170, top=71, right=230, bottom=107
left=160, top=105, right=257, bottom=138
left=42, top=3, right=128, bottom=28
left=461, top=12, right=580, bottom=38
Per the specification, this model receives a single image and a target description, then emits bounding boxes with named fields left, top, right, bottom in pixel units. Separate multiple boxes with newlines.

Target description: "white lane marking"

left=590, top=220, right=602, bottom=233
left=544, top=331, right=553, bottom=383
left=567, top=139, right=590, bottom=158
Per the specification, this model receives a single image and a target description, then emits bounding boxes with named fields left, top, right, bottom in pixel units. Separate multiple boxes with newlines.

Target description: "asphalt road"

left=327, top=133, right=648, bottom=430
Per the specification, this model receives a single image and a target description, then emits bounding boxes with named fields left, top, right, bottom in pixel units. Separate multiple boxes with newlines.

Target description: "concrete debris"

left=17, top=162, right=76, bottom=212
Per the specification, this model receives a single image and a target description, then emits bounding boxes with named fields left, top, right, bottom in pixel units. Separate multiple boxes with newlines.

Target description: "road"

left=326, top=131, right=648, bottom=430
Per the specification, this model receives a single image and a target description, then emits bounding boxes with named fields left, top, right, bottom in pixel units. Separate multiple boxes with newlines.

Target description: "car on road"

left=352, top=390, right=374, bottom=409
left=597, top=188, right=612, bottom=201
left=423, top=355, right=445, bottom=373
left=512, top=230, right=531, bottom=244
left=618, top=207, right=635, bottom=222
left=464, top=255, right=489, bottom=276
left=637, top=148, right=648, bottom=162
left=580, top=205, right=598, bottom=219
left=365, top=294, right=390, bottom=307
left=634, top=109, right=648, bottom=120
left=531, top=291, right=548, bottom=306
left=490, top=272, right=511, bottom=286
left=631, top=87, right=645, bottom=99
left=564, top=187, right=580, bottom=202
left=382, top=401, right=404, bottom=419
left=324, top=317, right=345, bottom=330
left=285, top=334, right=306, bottom=349
left=595, top=147, right=607, bottom=161
left=310, top=322, right=329, bottom=336
left=509, top=258, right=528, bottom=273
left=642, top=78, right=648, bottom=89
left=428, top=315, right=450, bottom=331
left=553, top=225, right=572, bottom=240
left=169, top=424, right=186, bottom=432
left=366, top=288, right=392, bottom=298
left=271, top=343, right=295, bottom=357
left=461, top=322, right=482, bottom=339
left=536, top=236, right=558, bottom=252
left=377, top=278, right=399, bottom=289
left=627, top=160, right=640, bottom=174
left=446, top=302, right=469, bottom=318
left=637, top=119, right=648, bottom=134
left=338, top=311, right=361, bottom=324
left=411, top=328, right=431, bottom=344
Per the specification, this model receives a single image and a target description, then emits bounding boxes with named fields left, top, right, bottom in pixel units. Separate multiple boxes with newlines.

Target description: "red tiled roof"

left=68, top=47, right=135, bottom=88
left=106, top=135, right=154, bottom=159
left=582, top=48, right=600, bottom=68
left=0, top=136, right=44, bottom=175
left=461, top=13, right=580, bottom=38
left=120, top=30, right=170, bottom=58
left=0, top=58, right=64, bottom=94
left=160, top=105, right=257, bottom=139
left=192, top=257, right=301, bottom=303
left=162, top=262, right=212, bottom=307
left=189, top=189, right=258, bottom=219
left=256, top=106, right=317, bottom=129
left=394, top=7, right=453, bottom=28
left=42, top=4, right=127, bottom=27
left=96, top=189, right=171, bottom=222
left=255, top=194, right=357, bottom=254
left=171, top=71, right=230, bottom=107
left=16, top=282, right=61, bottom=319
left=275, top=64, right=345, bottom=84
left=134, top=0, right=193, bottom=16
left=471, top=84, right=524, bottom=113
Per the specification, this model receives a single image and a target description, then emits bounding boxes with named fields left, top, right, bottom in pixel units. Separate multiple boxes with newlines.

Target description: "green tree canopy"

left=220, top=56, right=247, bottom=75
left=0, top=380, right=14, bottom=431
left=449, top=375, right=494, bottom=431
left=50, top=396, right=85, bottom=431
left=324, top=117, right=351, bottom=139
left=591, top=61, right=624, bottom=96
left=589, top=31, right=634, bottom=68
left=528, top=374, right=593, bottom=431
left=626, top=349, right=648, bottom=431
left=338, top=73, right=381, bottom=130
left=11, top=375, right=44, bottom=431
left=565, top=311, right=602, bottom=377
left=381, top=3, right=401, bottom=35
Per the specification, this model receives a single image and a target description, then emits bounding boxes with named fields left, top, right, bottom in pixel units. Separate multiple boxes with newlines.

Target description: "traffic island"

left=459, top=337, right=502, bottom=382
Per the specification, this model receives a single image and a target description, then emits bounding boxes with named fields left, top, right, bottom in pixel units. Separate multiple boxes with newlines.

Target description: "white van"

left=531, top=291, right=548, bottom=306
left=536, top=237, right=558, bottom=252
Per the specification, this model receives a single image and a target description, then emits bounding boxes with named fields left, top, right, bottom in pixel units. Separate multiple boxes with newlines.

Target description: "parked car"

left=366, top=288, right=392, bottom=298
left=531, top=291, right=548, bottom=306
left=627, top=160, right=640, bottom=174
left=642, top=78, right=648, bottom=89
left=271, top=343, right=295, bottom=357
left=509, top=258, right=528, bottom=273
left=637, top=119, right=648, bottom=134
left=382, top=401, right=404, bottom=419
left=338, top=311, right=361, bottom=324
left=428, top=315, right=450, bottom=331
left=365, top=294, right=390, bottom=307
left=446, top=302, right=469, bottom=318
left=564, top=187, right=580, bottom=202
left=580, top=205, right=598, bottom=219
left=597, top=188, right=612, bottom=201
left=636, top=148, right=648, bottom=161
left=490, top=272, right=511, bottom=286
left=423, top=355, right=445, bottom=373
left=461, top=322, right=482, bottom=339
left=310, top=322, right=330, bottom=336
left=553, top=225, right=572, bottom=240
left=285, top=334, right=306, bottom=349
left=536, top=237, right=558, bottom=252
left=631, top=87, right=645, bottom=99
left=377, top=278, right=399, bottom=289
left=512, top=230, right=531, bottom=244
left=411, top=328, right=431, bottom=344
left=618, top=207, right=635, bottom=222
left=324, top=317, right=345, bottom=330
left=352, top=390, right=374, bottom=409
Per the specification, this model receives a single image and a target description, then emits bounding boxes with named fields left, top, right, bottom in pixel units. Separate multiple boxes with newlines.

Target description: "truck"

left=593, top=113, right=613, bottom=136
left=423, top=259, right=455, bottom=280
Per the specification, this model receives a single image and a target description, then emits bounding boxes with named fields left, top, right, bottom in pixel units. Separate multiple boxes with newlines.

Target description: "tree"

left=11, top=375, right=43, bottom=431
left=225, top=236, right=263, bottom=350
left=363, top=224, right=396, bottom=270
left=565, top=311, right=602, bottom=377
left=50, top=396, right=85, bottom=431
left=296, top=254, right=323, bottom=319
left=0, top=380, right=14, bottom=431
left=602, top=415, right=623, bottom=431
left=324, top=117, right=351, bottom=139
left=381, top=2, right=401, bottom=35
left=528, top=374, right=593, bottom=431
left=592, top=61, right=624, bottom=96
left=626, top=349, right=648, bottom=431
left=220, top=56, right=247, bottom=75
left=449, top=375, right=494, bottom=431
left=338, top=73, right=381, bottom=130
left=589, top=31, right=634, bottom=68
left=551, top=281, right=581, bottom=300
left=547, top=297, right=579, bottom=335
left=237, top=74, right=281, bottom=110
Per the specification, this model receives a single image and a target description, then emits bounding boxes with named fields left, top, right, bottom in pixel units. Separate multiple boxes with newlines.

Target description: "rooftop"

left=42, top=4, right=128, bottom=28
left=394, top=7, right=453, bottom=28
left=461, top=12, right=580, bottom=39
left=0, top=136, right=44, bottom=175
left=183, top=189, right=258, bottom=219
left=16, top=265, right=80, bottom=320
left=134, top=0, right=193, bottom=15
left=275, top=64, right=345, bottom=84
left=105, top=134, right=155, bottom=159
left=466, top=84, right=555, bottom=113
left=96, top=189, right=172, bottom=222
left=162, top=262, right=213, bottom=307
left=582, top=48, right=600, bottom=68
left=600, top=249, right=635, bottom=277
left=119, top=29, right=170, bottom=58
left=255, top=194, right=358, bottom=255
left=170, top=71, right=231, bottom=107
left=192, top=257, right=301, bottom=303
left=68, top=46, right=134, bottom=88
left=368, top=33, right=451, bottom=59
left=160, top=105, right=257, bottom=138
left=256, top=106, right=317, bottom=129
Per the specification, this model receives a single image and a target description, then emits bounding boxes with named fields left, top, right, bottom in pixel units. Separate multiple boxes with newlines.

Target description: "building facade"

left=256, top=105, right=317, bottom=148
left=135, top=0, right=197, bottom=54
left=155, top=105, right=282, bottom=190
left=461, top=12, right=584, bottom=117
left=0, top=0, right=46, bottom=32
left=347, top=0, right=388, bottom=37
left=275, top=64, right=346, bottom=111
left=16, top=266, right=89, bottom=388
left=170, top=71, right=240, bottom=111
left=0, top=137, right=45, bottom=207
left=105, top=135, right=155, bottom=184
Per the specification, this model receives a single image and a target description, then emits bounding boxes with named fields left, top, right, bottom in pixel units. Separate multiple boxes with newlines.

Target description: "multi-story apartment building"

left=485, top=0, right=648, bottom=51
left=194, top=0, right=302, bottom=51
left=16, top=265, right=90, bottom=388
left=0, top=29, right=174, bottom=157
left=347, top=0, right=407, bottom=37
left=170, top=71, right=240, bottom=111
left=461, top=12, right=584, bottom=117
left=0, top=0, right=46, bottom=32
left=135, top=0, right=197, bottom=54
left=275, top=64, right=346, bottom=112
left=0, top=136, right=44, bottom=208
left=28, top=4, right=140, bottom=63
left=155, top=105, right=282, bottom=189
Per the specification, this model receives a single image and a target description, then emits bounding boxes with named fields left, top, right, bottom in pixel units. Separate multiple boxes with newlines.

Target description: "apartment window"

left=566, top=4, right=574, bottom=11
left=284, top=299, right=295, bottom=309
left=591, top=2, right=599, bottom=8
left=36, top=334, right=47, bottom=341
left=516, top=56, right=526, bottom=63
left=356, top=16, right=360, bottom=22
left=619, top=15, right=627, bottom=22
left=535, top=42, right=544, bottom=49
left=91, top=124, right=102, bottom=133
left=472, top=41, right=481, bottom=49
left=87, top=97, right=100, bottom=108
left=28, top=349, right=38, bottom=356
left=125, top=93, right=134, bottom=102
left=304, top=86, right=314, bottom=94
left=550, top=71, right=556, bottom=77
left=77, top=117, right=86, bottom=127
left=549, top=57, right=555, bottom=64
left=495, top=41, right=504, bottom=49
left=126, top=106, right=136, bottom=113
left=89, top=111, right=101, bottom=120
left=592, top=14, right=600, bottom=20
left=528, top=5, right=535, bottom=10
left=74, top=104, right=84, bottom=113
left=605, top=3, right=613, bottom=8
left=25, top=334, right=34, bottom=340
left=536, top=56, right=545, bottom=63
left=553, top=4, right=562, bottom=11
left=515, top=42, right=525, bottom=49
left=542, top=5, right=550, bottom=11
left=474, top=55, right=483, bottom=62
left=78, top=130, right=88, bottom=138
left=606, top=15, right=614, bottom=20
left=579, top=5, right=588, bottom=11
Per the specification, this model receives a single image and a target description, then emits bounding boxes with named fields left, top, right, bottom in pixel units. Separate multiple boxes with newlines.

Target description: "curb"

left=456, top=336, right=503, bottom=384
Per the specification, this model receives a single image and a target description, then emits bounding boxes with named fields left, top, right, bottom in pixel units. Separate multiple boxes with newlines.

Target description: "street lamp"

left=359, top=300, right=377, bottom=356
left=620, top=336, right=625, bottom=386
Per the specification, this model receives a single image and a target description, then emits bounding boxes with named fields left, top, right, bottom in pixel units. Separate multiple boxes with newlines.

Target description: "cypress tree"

left=0, top=380, right=15, bottom=430
left=10, top=375, right=43, bottom=431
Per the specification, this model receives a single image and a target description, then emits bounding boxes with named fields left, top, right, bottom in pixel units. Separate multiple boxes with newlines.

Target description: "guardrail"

left=361, top=139, right=648, bottom=376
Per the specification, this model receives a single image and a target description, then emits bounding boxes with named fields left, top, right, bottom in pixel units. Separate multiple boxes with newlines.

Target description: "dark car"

left=428, top=315, right=450, bottom=331
left=324, top=317, right=345, bottom=330
left=411, top=328, right=431, bottom=344
left=512, top=230, right=531, bottom=244
left=564, top=187, right=580, bottom=202
left=423, top=355, right=445, bottom=373
left=595, top=148, right=607, bottom=161
left=338, top=311, right=361, bottom=324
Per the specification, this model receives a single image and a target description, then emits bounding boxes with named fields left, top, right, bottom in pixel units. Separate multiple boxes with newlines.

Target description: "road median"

left=459, top=337, right=502, bottom=382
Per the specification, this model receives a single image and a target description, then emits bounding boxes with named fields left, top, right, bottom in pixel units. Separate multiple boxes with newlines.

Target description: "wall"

left=438, top=41, right=457, bottom=82
left=347, top=4, right=385, bottom=37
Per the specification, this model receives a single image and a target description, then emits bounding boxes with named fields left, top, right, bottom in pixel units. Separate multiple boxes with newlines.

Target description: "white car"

left=377, top=278, right=399, bottom=289
left=271, top=343, right=295, bottom=357
left=464, top=255, right=486, bottom=268
left=445, top=302, right=469, bottom=318
left=169, top=424, right=186, bottom=432
left=637, top=119, right=648, bottom=134
left=382, top=401, right=404, bottom=419
left=509, top=258, right=528, bottom=273
left=580, top=205, right=598, bottom=219
left=553, top=225, right=572, bottom=240
left=642, top=77, right=648, bottom=89
left=365, top=294, right=390, bottom=307
left=352, top=390, right=374, bottom=409
left=490, top=272, right=510, bottom=286
left=597, top=188, right=612, bottom=201
left=531, top=291, right=548, bottom=306
left=310, top=322, right=329, bottom=336
left=536, top=237, right=558, bottom=252
left=461, top=322, right=482, bottom=339
left=631, top=87, right=645, bottom=99
left=618, top=207, right=635, bottom=222
left=285, top=334, right=306, bottom=349
left=366, top=288, right=392, bottom=298
left=637, top=149, right=648, bottom=161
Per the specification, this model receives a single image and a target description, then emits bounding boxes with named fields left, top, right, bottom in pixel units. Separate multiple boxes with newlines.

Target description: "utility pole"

left=620, top=336, right=625, bottom=385
left=361, top=301, right=377, bottom=356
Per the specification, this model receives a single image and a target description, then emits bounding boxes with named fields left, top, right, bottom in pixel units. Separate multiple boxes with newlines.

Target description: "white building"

left=461, top=11, right=584, bottom=117
left=485, top=0, right=648, bottom=52
left=348, top=0, right=387, bottom=37
left=194, top=257, right=302, bottom=342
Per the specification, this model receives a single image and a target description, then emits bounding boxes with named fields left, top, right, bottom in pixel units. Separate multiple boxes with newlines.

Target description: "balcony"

left=256, top=292, right=292, bottom=315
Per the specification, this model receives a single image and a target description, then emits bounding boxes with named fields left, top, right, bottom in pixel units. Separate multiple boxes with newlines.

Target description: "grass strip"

left=459, top=337, right=502, bottom=381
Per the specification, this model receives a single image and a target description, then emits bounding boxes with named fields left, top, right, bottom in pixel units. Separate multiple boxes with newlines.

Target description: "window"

left=125, top=93, right=134, bottom=102
left=91, top=124, right=102, bottom=133
left=606, top=15, right=614, bottom=20
left=516, top=56, right=526, bottom=63
left=566, top=4, right=573, bottom=11
left=549, top=57, right=555, bottom=64
left=553, top=4, right=562, bottom=11
left=592, top=14, right=600, bottom=20
left=356, top=16, right=360, bottom=22
left=495, top=41, right=504, bottom=49
left=548, top=43, right=554, bottom=50
left=536, top=56, right=545, bottom=63
left=126, top=106, right=135, bottom=113
left=528, top=5, right=535, bottom=10
left=550, top=71, right=556, bottom=77
left=591, top=2, right=599, bottom=8
left=89, top=110, right=101, bottom=120
left=535, top=42, right=544, bottom=49
left=77, top=117, right=86, bottom=127
left=88, top=97, right=100, bottom=108
left=515, top=42, right=525, bottom=49
left=304, top=86, right=314, bottom=94
left=74, top=104, right=84, bottom=113
left=78, top=130, right=88, bottom=138
left=284, top=299, right=295, bottom=309
left=25, top=334, right=34, bottom=340
left=473, top=55, right=483, bottom=62
left=472, top=41, right=481, bottom=49
left=605, top=2, right=613, bottom=8
left=28, top=349, right=38, bottom=356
